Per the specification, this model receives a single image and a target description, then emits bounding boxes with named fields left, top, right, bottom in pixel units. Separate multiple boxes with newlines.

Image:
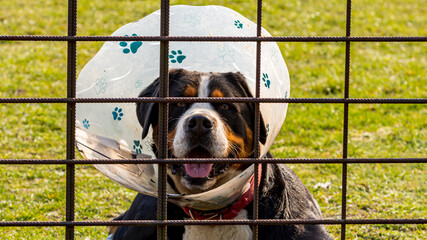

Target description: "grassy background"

left=0, top=0, right=426, bottom=239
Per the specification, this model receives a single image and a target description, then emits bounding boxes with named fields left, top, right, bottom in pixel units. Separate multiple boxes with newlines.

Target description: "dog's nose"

left=186, top=115, right=213, bottom=135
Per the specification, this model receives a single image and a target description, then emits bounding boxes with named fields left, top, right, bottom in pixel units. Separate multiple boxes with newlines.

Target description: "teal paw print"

left=285, top=91, right=288, bottom=98
left=169, top=50, right=186, bottom=63
left=266, top=124, right=270, bottom=137
left=94, top=77, right=107, bottom=95
left=112, top=107, right=123, bottom=121
left=234, top=20, right=243, bottom=29
left=270, top=47, right=280, bottom=64
left=135, top=79, right=143, bottom=88
left=262, top=73, right=271, bottom=88
left=184, top=13, right=201, bottom=26
left=133, top=140, right=142, bottom=154
left=83, top=119, right=90, bottom=129
left=119, top=33, right=142, bottom=54
left=217, top=45, right=235, bottom=62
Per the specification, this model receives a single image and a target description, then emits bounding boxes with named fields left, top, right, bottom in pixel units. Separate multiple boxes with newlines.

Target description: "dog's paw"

left=119, top=33, right=142, bottom=54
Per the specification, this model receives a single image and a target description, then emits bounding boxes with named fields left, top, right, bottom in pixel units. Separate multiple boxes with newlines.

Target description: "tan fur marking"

left=108, top=225, right=118, bottom=234
left=184, top=86, right=197, bottom=97
left=153, top=125, right=177, bottom=149
left=211, top=89, right=224, bottom=98
left=167, top=127, right=176, bottom=150
left=244, top=126, right=254, bottom=157
left=225, top=125, right=254, bottom=158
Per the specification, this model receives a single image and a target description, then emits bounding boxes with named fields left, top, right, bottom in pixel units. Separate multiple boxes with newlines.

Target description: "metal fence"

left=0, top=0, right=426, bottom=240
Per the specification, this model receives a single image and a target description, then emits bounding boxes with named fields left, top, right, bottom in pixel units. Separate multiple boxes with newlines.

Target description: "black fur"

left=112, top=194, right=185, bottom=240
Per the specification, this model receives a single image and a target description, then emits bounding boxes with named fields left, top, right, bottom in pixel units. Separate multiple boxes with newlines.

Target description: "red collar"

left=181, top=165, right=262, bottom=220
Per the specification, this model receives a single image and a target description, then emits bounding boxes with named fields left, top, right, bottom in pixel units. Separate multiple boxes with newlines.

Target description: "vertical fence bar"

left=252, top=0, right=263, bottom=239
left=157, top=1, right=170, bottom=239
left=66, top=0, right=77, bottom=239
left=341, top=0, right=352, bottom=239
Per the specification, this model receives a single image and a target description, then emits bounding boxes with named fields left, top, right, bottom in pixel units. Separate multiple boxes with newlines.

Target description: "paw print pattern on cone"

left=262, top=73, right=271, bottom=89
left=217, top=45, right=235, bottom=62
left=133, top=140, right=143, bottom=154
left=119, top=33, right=142, bottom=54
left=112, top=107, right=124, bottom=121
left=234, top=20, right=243, bottom=29
left=169, top=50, right=186, bottom=63
left=83, top=119, right=90, bottom=129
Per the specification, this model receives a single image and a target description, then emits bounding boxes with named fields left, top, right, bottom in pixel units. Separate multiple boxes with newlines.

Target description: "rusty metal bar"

left=0, top=35, right=426, bottom=42
left=1, top=219, right=425, bottom=227
left=1, top=97, right=426, bottom=104
left=157, top=1, right=170, bottom=239
left=253, top=0, right=263, bottom=238
left=65, top=0, right=77, bottom=239
left=1, top=158, right=426, bottom=165
left=341, top=0, right=352, bottom=238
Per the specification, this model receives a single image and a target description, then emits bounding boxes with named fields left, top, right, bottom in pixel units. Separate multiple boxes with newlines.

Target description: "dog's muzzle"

left=186, top=114, right=214, bottom=137
left=172, top=107, right=230, bottom=182
left=182, top=114, right=215, bottom=179
left=173, top=106, right=229, bottom=159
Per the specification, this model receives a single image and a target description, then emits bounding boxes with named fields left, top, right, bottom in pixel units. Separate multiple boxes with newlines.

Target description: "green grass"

left=0, top=0, right=426, bottom=239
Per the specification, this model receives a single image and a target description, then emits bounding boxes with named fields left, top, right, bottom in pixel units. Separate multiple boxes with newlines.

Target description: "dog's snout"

left=186, top=115, right=213, bottom=135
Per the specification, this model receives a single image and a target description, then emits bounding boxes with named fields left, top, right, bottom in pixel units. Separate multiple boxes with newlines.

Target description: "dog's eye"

left=177, top=102, right=186, bottom=108
left=220, top=103, right=229, bottom=110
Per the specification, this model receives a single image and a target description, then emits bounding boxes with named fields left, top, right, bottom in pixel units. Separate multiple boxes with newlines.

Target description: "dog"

left=110, top=69, right=332, bottom=240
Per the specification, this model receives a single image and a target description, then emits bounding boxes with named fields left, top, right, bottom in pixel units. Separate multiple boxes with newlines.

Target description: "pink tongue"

left=184, top=164, right=213, bottom=178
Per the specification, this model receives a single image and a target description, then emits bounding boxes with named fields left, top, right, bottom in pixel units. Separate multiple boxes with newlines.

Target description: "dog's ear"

left=258, top=111, right=267, bottom=145
left=136, top=69, right=189, bottom=140
left=222, top=72, right=267, bottom=145
left=136, top=79, right=159, bottom=140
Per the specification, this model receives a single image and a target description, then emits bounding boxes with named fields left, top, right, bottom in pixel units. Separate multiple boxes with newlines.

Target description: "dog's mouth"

left=168, top=146, right=232, bottom=193
left=184, top=146, right=213, bottom=179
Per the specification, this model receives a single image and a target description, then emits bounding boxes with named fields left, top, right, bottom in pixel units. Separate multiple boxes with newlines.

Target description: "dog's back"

left=256, top=163, right=331, bottom=239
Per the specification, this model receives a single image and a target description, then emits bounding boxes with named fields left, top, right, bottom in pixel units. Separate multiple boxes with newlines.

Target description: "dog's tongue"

left=184, top=164, right=213, bottom=178
left=185, top=148, right=212, bottom=178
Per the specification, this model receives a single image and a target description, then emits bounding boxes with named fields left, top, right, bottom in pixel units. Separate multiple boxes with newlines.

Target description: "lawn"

left=0, top=0, right=426, bottom=239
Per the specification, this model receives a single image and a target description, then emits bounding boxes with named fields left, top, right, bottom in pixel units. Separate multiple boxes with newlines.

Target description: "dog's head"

left=137, top=69, right=266, bottom=194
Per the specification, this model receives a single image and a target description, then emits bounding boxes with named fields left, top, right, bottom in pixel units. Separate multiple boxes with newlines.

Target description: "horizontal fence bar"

left=1, top=219, right=425, bottom=227
left=0, top=35, right=426, bottom=42
left=1, top=97, right=426, bottom=104
left=1, top=158, right=425, bottom=165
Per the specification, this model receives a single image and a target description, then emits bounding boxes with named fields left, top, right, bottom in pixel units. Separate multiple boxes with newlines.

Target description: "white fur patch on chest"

left=183, top=209, right=252, bottom=240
